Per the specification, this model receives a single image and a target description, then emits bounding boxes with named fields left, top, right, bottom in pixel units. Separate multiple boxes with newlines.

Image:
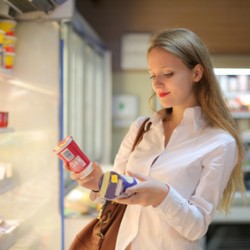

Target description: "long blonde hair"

left=148, top=28, right=245, bottom=213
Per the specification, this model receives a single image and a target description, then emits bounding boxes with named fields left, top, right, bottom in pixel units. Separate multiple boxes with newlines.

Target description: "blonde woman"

left=68, top=28, right=245, bottom=250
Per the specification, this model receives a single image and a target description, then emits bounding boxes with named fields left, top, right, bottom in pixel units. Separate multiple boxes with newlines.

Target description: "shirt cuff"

left=154, top=185, right=187, bottom=215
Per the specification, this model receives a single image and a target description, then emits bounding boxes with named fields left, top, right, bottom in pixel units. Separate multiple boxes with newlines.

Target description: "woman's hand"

left=64, top=162, right=103, bottom=191
left=114, top=172, right=169, bottom=207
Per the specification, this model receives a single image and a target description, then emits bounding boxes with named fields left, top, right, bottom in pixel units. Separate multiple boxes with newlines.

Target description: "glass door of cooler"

left=0, top=21, right=61, bottom=250
left=60, top=20, right=112, bottom=249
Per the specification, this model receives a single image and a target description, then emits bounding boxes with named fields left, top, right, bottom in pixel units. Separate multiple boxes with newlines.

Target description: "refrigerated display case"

left=0, top=21, right=61, bottom=249
left=212, top=68, right=250, bottom=222
left=206, top=68, right=250, bottom=250
left=0, top=5, right=112, bottom=249
left=215, top=68, right=250, bottom=175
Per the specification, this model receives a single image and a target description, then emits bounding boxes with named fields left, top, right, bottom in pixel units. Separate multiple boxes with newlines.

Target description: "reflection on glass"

left=61, top=23, right=111, bottom=192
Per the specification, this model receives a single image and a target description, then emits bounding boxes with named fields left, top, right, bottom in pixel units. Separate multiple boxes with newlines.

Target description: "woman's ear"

left=193, top=64, right=204, bottom=82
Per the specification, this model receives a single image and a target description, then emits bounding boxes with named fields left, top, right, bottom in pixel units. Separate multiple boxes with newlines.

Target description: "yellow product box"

left=0, top=47, right=3, bottom=67
left=3, top=52, right=15, bottom=69
left=0, top=30, right=4, bottom=44
left=0, top=20, right=16, bottom=35
left=3, top=35, right=16, bottom=47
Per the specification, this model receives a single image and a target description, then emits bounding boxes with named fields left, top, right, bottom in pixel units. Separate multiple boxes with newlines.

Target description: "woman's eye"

left=149, top=72, right=173, bottom=80
left=164, top=72, right=174, bottom=78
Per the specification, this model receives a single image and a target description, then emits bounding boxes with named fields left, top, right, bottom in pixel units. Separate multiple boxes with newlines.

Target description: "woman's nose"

left=153, top=75, right=164, bottom=87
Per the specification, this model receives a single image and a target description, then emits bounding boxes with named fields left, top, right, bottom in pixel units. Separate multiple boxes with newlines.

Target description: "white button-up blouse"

left=113, top=106, right=237, bottom=250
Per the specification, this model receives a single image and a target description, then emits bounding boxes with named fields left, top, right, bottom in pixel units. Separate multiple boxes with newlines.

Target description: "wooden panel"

left=76, top=0, right=250, bottom=71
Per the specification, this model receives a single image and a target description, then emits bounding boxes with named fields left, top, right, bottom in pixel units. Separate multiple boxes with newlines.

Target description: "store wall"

left=76, top=0, right=250, bottom=71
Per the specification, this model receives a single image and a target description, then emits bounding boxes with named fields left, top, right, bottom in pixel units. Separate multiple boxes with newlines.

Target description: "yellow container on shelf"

left=0, top=20, right=17, bottom=36
left=3, top=52, right=15, bottom=69
left=3, top=35, right=16, bottom=47
left=0, top=30, right=5, bottom=44
left=0, top=45, right=3, bottom=67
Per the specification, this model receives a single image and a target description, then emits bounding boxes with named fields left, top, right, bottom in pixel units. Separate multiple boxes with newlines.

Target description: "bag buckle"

left=97, top=211, right=111, bottom=238
left=96, top=231, right=104, bottom=238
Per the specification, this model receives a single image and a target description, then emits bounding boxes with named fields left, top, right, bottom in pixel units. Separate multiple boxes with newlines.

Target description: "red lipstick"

left=159, top=92, right=169, bottom=98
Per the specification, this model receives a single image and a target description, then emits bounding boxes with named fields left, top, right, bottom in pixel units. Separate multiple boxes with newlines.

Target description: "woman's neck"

left=162, top=108, right=184, bottom=126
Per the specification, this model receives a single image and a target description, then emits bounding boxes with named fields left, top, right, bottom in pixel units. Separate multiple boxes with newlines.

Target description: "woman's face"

left=148, top=47, right=202, bottom=110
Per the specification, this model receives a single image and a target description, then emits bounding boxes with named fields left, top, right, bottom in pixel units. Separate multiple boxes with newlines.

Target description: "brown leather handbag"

left=69, top=118, right=151, bottom=250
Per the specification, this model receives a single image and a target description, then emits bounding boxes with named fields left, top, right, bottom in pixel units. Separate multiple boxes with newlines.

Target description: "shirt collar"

left=149, top=106, right=206, bottom=132
left=182, top=106, right=206, bottom=131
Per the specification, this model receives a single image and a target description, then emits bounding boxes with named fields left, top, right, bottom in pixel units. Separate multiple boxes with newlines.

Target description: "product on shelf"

left=3, top=35, right=16, bottom=53
left=2, top=52, right=15, bottom=69
left=0, top=112, right=8, bottom=128
left=0, top=20, right=16, bottom=36
left=0, top=45, right=3, bottom=68
left=0, top=30, right=4, bottom=44
left=0, top=219, right=18, bottom=234
left=53, top=136, right=93, bottom=178
left=0, top=218, right=19, bottom=250
left=0, top=19, right=17, bottom=70
left=0, top=162, right=12, bottom=180
left=0, top=30, right=4, bottom=67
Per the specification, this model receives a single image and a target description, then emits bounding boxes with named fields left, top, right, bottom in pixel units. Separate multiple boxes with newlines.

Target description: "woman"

left=68, top=28, right=245, bottom=250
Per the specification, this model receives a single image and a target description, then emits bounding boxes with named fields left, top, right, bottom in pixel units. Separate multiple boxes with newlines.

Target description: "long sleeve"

left=154, top=140, right=237, bottom=241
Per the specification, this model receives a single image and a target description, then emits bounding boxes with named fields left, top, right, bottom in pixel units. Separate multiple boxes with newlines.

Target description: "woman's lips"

left=159, top=92, right=169, bottom=98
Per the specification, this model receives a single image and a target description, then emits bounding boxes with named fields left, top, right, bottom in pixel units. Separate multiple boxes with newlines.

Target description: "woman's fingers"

left=127, top=171, right=147, bottom=182
left=78, top=175, right=94, bottom=183
left=63, top=163, right=70, bottom=171
left=63, top=161, right=104, bottom=191
left=115, top=177, right=169, bottom=207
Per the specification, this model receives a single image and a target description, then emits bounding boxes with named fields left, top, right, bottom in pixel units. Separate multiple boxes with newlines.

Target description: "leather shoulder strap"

left=131, top=117, right=151, bottom=152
